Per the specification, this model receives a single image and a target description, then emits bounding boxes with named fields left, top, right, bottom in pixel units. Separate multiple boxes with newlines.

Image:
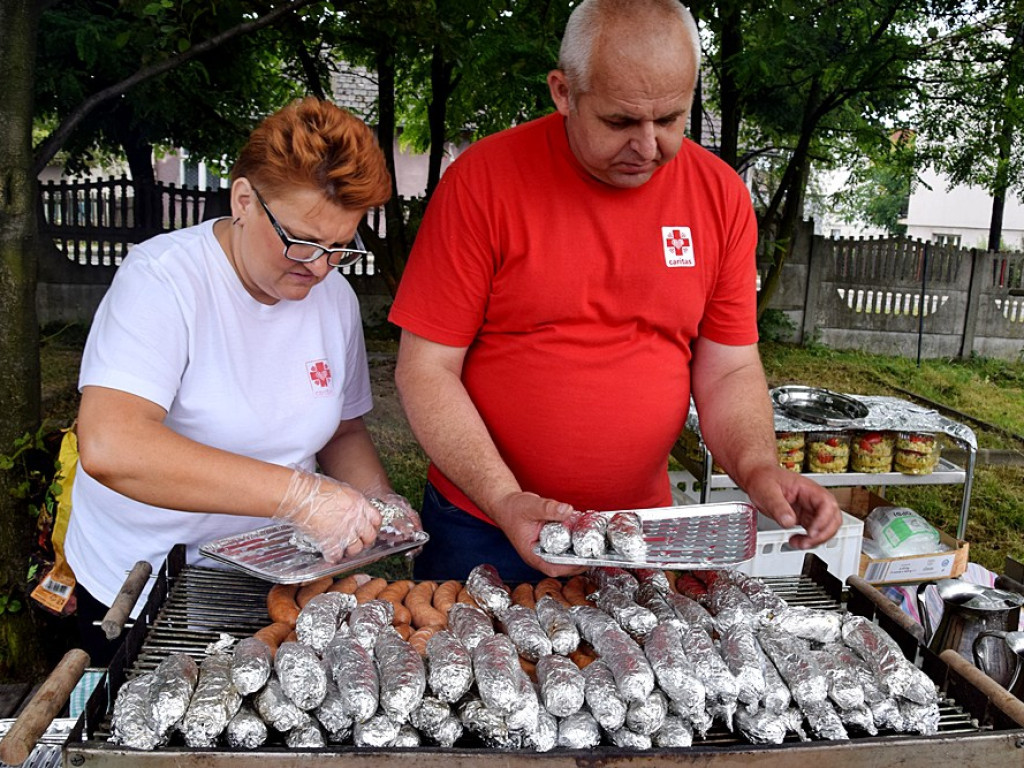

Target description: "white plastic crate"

left=737, top=510, right=863, bottom=582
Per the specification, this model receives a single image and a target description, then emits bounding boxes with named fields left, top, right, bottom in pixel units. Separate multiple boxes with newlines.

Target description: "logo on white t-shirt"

left=663, top=226, right=695, bottom=267
left=307, top=359, right=334, bottom=396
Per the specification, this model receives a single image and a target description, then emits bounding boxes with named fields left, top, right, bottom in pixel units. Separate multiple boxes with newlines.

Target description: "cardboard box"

left=830, top=487, right=969, bottom=585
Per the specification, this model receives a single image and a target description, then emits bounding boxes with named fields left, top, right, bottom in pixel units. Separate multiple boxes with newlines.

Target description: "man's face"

left=548, top=35, right=695, bottom=188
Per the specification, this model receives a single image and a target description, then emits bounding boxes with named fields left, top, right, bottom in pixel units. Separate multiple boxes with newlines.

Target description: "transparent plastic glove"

left=273, top=468, right=380, bottom=563
left=372, top=494, right=422, bottom=539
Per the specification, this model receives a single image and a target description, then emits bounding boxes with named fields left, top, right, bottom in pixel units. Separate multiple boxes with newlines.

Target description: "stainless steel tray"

left=771, top=385, right=870, bottom=426
left=533, top=502, right=757, bottom=569
left=199, top=524, right=428, bottom=584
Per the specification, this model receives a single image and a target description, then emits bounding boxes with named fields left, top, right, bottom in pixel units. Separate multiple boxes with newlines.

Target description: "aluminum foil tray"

left=534, top=502, right=757, bottom=569
left=771, top=385, right=870, bottom=426
left=200, top=524, right=428, bottom=584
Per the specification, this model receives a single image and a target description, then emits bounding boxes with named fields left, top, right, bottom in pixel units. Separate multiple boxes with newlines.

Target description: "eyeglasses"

left=251, top=185, right=370, bottom=268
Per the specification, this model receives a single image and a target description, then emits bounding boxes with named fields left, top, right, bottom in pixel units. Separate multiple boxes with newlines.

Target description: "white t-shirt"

left=65, top=219, right=373, bottom=608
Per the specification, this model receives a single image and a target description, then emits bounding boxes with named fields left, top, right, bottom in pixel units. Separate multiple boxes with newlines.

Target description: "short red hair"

left=231, top=97, right=391, bottom=210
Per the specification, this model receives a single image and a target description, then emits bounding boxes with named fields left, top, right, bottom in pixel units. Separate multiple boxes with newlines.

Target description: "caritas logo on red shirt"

left=663, top=226, right=695, bottom=267
left=307, top=359, right=334, bottom=397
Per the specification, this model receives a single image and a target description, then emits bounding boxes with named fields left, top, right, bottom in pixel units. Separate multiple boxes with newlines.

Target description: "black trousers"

left=73, top=584, right=121, bottom=667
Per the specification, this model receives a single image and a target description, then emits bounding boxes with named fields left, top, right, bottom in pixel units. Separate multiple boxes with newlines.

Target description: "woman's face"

left=230, top=181, right=365, bottom=304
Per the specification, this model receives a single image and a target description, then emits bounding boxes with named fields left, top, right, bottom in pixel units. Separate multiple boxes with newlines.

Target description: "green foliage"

left=757, top=308, right=796, bottom=342
left=0, top=425, right=62, bottom=523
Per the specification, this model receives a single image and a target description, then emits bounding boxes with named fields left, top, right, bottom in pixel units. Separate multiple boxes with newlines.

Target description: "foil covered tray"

left=200, top=524, right=428, bottom=584
left=533, top=502, right=757, bottom=569
left=771, top=385, right=870, bottom=426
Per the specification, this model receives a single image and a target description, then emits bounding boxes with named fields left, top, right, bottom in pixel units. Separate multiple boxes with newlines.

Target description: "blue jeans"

left=412, top=482, right=546, bottom=583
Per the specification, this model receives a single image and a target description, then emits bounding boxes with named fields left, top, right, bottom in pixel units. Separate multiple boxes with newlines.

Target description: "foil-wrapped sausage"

left=801, top=699, right=850, bottom=741
left=571, top=511, right=608, bottom=558
left=719, top=623, right=768, bottom=707
left=607, top=726, right=652, bottom=750
left=635, top=569, right=672, bottom=595
left=718, top=570, right=788, bottom=613
left=296, top=591, right=356, bottom=653
left=465, top=564, right=512, bottom=616
left=643, top=623, right=705, bottom=725
left=539, top=521, right=572, bottom=554
left=523, top=708, right=558, bottom=752
left=679, top=624, right=739, bottom=726
left=148, top=653, right=199, bottom=740
left=536, top=653, right=585, bottom=717
left=110, top=674, right=161, bottom=750
left=635, top=582, right=685, bottom=634
left=664, top=591, right=717, bottom=636
left=323, top=633, right=379, bottom=722
left=761, top=653, right=793, bottom=716
left=654, top=715, right=694, bottom=747
left=275, top=640, right=327, bottom=711
left=374, top=628, right=427, bottom=723
left=254, top=675, right=306, bottom=732
left=348, top=598, right=395, bottom=651
left=225, top=703, right=267, bottom=749
left=458, top=697, right=518, bottom=749
left=572, top=606, right=655, bottom=703
left=734, top=704, right=788, bottom=744
left=230, top=637, right=272, bottom=696
left=447, top=602, right=495, bottom=651
left=556, top=708, right=601, bottom=749
left=589, top=567, right=640, bottom=599
left=535, top=595, right=580, bottom=655
left=606, top=511, right=647, bottom=560
left=757, top=628, right=827, bottom=707
left=841, top=615, right=937, bottom=706
left=625, top=689, right=668, bottom=735
left=353, top=711, right=402, bottom=747
left=595, top=586, right=658, bottom=641
left=425, top=629, right=474, bottom=703
left=498, top=604, right=553, bottom=661
left=472, top=634, right=523, bottom=716
left=316, top=679, right=354, bottom=742
left=181, top=653, right=242, bottom=747
left=707, top=581, right=758, bottom=630
left=411, top=696, right=463, bottom=747
left=582, top=659, right=627, bottom=731
left=767, top=606, right=843, bottom=645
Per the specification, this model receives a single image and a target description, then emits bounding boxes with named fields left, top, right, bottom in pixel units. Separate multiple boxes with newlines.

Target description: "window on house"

left=933, top=233, right=961, bottom=247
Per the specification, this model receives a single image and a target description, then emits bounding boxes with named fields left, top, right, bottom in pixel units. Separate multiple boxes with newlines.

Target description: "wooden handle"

left=101, top=560, right=153, bottom=640
left=0, top=649, right=90, bottom=766
left=940, top=648, right=1024, bottom=728
left=847, top=575, right=927, bottom=643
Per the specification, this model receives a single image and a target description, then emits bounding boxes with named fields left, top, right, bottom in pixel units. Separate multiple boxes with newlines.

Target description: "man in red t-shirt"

left=389, top=0, right=841, bottom=581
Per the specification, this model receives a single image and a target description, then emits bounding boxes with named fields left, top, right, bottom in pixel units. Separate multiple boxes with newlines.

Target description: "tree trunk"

left=425, top=43, right=455, bottom=200
left=0, top=0, right=46, bottom=681
left=373, top=43, right=406, bottom=298
left=716, top=5, right=743, bottom=167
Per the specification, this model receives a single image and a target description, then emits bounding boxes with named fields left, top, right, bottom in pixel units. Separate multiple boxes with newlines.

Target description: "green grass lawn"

left=38, top=326, right=1024, bottom=576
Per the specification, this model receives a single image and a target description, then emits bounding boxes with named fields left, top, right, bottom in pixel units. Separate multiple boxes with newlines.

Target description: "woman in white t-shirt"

left=65, top=97, right=418, bottom=664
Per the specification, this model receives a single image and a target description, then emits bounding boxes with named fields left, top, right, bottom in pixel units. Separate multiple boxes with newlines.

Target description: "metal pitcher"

left=973, top=630, right=1024, bottom=696
left=916, top=579, right=1024, bottom=687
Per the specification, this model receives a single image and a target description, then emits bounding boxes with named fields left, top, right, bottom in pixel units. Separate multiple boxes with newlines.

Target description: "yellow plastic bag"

left=30, top=425, right=78, bottom=614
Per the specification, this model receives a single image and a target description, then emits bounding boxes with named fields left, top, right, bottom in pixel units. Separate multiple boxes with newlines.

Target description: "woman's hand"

left=273, top=468, right=381, bottom=562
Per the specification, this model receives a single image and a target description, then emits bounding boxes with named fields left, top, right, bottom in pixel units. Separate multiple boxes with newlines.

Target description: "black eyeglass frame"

left=251, top=185, right=370, bottom=268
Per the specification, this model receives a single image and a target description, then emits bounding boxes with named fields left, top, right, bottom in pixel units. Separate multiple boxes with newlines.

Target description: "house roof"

left=332, top=65, right=378, bottom=121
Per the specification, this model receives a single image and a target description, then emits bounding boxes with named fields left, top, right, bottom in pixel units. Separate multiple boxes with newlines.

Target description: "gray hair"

left=558, top=0, right=701, bottom=97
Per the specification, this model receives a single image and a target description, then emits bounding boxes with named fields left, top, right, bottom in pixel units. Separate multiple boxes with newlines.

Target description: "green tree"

left=0, top=0, right=315, bottom=681
left=693, top=0, right=930, bottom=314
left=913, top=2, right=1024, bottom=252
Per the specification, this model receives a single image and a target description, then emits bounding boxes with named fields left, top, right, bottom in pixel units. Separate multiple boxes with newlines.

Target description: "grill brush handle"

left=101, top=560, right=153, bottom=640
left=0, top=648, right=90, bottom=766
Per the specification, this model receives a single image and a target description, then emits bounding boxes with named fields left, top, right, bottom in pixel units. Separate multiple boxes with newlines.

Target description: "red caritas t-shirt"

left=389, top=113, right=758, bottom=522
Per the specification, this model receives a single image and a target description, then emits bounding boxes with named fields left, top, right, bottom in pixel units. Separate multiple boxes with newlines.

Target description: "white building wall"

left=903, top=167, right=1024, bottom=251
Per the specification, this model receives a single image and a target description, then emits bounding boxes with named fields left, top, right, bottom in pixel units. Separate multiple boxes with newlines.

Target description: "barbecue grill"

left=6, top=548, right=1024, bottom=767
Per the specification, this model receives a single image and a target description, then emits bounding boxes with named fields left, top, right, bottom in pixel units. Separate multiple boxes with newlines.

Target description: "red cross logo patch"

left=307, top=359, right=334, bottom=396
left=662, top=226, right=695, bottom=267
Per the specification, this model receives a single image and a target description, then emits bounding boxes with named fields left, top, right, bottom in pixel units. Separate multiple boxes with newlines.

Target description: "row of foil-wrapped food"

left=110, top=564, right=941, bottom=752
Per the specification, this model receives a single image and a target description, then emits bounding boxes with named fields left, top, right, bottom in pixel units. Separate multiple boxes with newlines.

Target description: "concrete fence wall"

left=36, top=213, right=1024, bottom=361
left=761, top=219, right=1024, bottom=361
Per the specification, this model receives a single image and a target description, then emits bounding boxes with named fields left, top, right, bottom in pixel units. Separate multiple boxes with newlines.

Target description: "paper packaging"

left=829, top=487, right=969, bottom=585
